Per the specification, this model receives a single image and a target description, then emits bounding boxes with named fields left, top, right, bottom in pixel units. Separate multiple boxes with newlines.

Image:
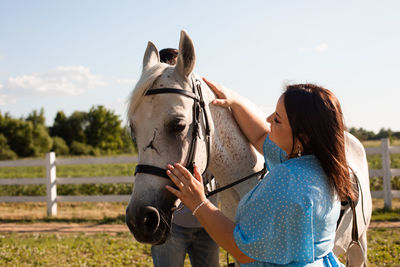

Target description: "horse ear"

left=143, top=41, right=159, bottom=71
left=175, top=30, right=196, bottom=77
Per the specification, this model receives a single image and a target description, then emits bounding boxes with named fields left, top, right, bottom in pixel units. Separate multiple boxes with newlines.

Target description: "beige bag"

left=346, top=240, right=365, bottom=267
left=345, top=197, right=366, bottom=267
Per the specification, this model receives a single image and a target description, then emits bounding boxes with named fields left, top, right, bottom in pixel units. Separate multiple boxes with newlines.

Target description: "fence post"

left=46, top=152, right=57, bottom=216
left=381, top=138, right=392, bottom=209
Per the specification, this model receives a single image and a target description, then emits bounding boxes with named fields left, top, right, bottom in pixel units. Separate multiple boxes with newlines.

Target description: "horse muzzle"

left=126, top=204, right=172, bottom=245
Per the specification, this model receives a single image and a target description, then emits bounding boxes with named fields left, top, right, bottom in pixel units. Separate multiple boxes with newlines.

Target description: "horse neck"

left=207, top=101, right=264, bottom=199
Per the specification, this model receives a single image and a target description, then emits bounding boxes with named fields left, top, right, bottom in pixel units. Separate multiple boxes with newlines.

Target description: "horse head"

left=125, top=31, right=212, bottom=244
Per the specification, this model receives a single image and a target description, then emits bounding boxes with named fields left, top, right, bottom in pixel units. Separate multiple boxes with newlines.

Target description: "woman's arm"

left=193, top=200, right=254, bottom=264
left=165, top=163, right=254, bottom=264
left=203, top=77, right=269, bottom=153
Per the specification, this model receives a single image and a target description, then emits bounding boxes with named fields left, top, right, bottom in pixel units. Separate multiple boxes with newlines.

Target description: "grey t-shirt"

left=172, top=178, right=218, bottom=228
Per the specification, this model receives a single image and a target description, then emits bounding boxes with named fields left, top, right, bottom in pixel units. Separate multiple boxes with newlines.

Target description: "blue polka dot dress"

left=233, top=135, right=344, bottom=266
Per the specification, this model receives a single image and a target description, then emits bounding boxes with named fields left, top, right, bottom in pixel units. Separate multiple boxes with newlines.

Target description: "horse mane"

left=127, top=63, right=169, bottom=120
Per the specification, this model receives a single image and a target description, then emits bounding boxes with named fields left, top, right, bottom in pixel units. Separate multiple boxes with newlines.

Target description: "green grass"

left=363, top=139, right=400, bottom=148
left=367, top=228, right=400, bottom=266
left=0, top=232, right=153, bottom=267
left=372, top=208, right=400, bottom=222
left=0, top=229, right=398, bottom=266
left=0, top=232, right=234, bottom=267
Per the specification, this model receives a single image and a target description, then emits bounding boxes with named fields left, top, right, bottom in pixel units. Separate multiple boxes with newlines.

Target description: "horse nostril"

left=141, top=206, right=160, bottom=235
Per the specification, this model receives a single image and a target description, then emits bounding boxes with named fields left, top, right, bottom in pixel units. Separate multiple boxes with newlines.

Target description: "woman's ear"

left=297, top=134, right=310, bottom=150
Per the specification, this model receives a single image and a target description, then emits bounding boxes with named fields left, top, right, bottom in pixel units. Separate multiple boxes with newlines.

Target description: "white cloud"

left=298, top=43, right=329, bottom=54
left=6, top=66, right=108, bottom=96
left=115, top=78, right=136, bottom=85
left=315, top=43, right=328, bottom=53
left=0, top=83, right=14, bottom=106
left=0, top=94, right=16, bottom=106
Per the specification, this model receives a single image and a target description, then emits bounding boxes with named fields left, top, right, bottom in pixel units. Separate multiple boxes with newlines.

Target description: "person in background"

left=159, top=48, right=178, bottom=65
left=165, top=80, right=355, bottom=266
left=150, top=48, right=219, bottom=267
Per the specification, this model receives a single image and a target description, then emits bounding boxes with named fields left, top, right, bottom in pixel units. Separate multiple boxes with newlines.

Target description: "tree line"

left=0, top=106, right=398, bottom=160
left=348, top=127, right=400, bottom=142
left=0, top=106, right=136, bottom=160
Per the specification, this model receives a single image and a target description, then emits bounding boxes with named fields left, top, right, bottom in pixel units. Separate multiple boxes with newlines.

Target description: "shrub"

left=0, top=149, right=18, bottom=160
left=52, top=136, right=69, bottom=155
left=70, top=141, right=94, bottom=155
left=0, top=134, right=18, bottom=160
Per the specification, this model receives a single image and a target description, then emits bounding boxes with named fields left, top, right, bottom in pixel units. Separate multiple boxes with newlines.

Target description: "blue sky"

left=1, top=1, right=399, bottom=132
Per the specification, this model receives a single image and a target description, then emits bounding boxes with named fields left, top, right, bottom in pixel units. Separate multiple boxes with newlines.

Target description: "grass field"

left=1, top=142, right=400, bottom=266
left=0, top=229, right=399, bottom=266
left=0, top=201, right=399, bottom=266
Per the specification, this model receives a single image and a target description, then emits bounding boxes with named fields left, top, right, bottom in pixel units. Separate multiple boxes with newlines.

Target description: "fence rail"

left=0, top=152, right=137, bottom=215
left=365, top=138, right=400, bottom=209
left=1, top=138, right=399, bottom=215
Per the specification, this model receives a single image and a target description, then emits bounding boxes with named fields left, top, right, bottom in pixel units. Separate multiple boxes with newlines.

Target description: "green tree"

left=121, top=125, right=137, bottom=154
left=49, top=111, right=68, bottom=138
left=0, top=133, right=17, bottom=160
left=26, top=108, right=46, bottom=126
left=85, top=105, right=123, bottom=153
left=349, top=127, right=375, bottom=141
left=32, top=124, right=53, bottom=155
left=0, top=110, right=52, bottom=157
left=50, top=111, right=87, bottom=145
left=0, top=113, right=35, bottom=157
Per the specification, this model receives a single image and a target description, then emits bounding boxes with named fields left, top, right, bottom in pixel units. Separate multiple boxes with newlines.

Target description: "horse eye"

left=167, top=119, right=186, bottom=134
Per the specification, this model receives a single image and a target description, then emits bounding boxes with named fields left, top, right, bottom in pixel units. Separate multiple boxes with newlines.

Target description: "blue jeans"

left=151, top=223, right=219, bottom=267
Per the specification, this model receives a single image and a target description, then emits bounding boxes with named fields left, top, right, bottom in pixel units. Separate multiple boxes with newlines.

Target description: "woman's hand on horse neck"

left=165, top=163, right=255, bottom=264
left=203, top=77, right=269, bottom=153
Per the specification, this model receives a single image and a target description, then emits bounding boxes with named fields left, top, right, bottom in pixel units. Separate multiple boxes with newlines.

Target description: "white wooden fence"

left=0, top=152, right=137, bottom=216
left=0, top=138, right=399, bottom=215
left=365, top=138, right=400, bottom=209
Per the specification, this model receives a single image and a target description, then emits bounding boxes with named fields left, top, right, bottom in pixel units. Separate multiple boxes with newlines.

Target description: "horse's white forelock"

left=127, top=63, right=169, bottom=121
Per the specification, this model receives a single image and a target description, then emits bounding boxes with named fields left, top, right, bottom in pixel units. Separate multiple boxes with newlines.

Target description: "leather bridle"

left=134, top=74, right=267, bottom=196
left=134, top=75, right=211, bottom=181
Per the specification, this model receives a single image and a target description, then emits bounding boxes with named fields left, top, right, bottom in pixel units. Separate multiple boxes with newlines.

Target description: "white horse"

left=125, top=30, right=372, bottom=265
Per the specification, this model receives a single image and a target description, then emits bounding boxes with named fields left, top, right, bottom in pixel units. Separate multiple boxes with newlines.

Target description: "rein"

left=134, top=75, right=267, bottom=197
left=206, top=164, right=267, bottom=198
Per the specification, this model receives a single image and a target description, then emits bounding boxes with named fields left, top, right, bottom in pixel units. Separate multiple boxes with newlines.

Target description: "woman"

left=165, top=78, right=356, bottom=266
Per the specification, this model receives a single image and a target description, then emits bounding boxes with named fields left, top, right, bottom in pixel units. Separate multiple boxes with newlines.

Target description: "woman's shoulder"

left=281, top=155, right=331, bottom=198
left=282, top=155, right=325, bottom=178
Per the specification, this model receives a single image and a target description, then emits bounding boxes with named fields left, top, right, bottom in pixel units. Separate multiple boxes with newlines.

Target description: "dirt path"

left=0, top=221, right=399, bottom=233
left=0, top=223, right=129, bottom=233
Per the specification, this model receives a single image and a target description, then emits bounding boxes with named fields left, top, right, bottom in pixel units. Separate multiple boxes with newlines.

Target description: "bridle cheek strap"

left=135, top=76, right=209, bottom=181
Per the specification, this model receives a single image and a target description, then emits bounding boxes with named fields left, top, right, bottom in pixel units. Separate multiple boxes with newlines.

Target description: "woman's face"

left=266, top=95, right=294, bottom=155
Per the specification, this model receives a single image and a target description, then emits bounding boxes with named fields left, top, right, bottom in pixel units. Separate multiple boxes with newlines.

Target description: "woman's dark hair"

left=159, top=48, right=178, bottom=63
left=283, top=84, right=356, bottom=201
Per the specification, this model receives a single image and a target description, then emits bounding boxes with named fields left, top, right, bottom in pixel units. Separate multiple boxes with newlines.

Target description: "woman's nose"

left=266, top=115, right=272, bottom=123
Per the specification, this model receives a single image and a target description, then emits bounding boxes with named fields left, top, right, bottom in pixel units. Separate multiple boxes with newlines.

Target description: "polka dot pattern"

left=233, top=135, right=343, bottom=266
